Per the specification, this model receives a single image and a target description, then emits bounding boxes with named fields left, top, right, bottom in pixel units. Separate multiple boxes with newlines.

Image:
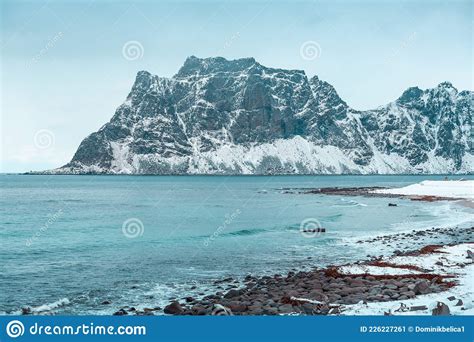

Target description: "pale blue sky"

left=1, top=0, right=472, bottom=172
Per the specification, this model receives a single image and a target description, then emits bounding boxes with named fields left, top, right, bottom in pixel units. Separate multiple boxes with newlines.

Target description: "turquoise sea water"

left=1, top=174, right=473, bottom=314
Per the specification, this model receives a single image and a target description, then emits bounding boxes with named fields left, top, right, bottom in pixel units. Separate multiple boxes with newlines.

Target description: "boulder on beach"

left=164, top=301, right=183, bottom=315
left=432, top=302, right=450, bottom=316
left=113, top=309, right=128, bottom=316
left=467, top=250, right=473, bottom=259
left=409, top=305, right=428, bottom=312
left=224, top=289, right=243, bottom=298
left=21, top=307, right=32, bottom=315
left=413, top=280, right=430, bottom=295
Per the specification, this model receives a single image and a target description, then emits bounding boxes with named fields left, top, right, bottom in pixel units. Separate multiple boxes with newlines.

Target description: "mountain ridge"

left=43, top=56, right=473, bottom=175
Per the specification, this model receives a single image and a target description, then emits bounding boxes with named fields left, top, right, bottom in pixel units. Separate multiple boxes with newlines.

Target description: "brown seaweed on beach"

left=323, top=267, right=457, bottom=288
left=366, top=261, right=425, bottom=272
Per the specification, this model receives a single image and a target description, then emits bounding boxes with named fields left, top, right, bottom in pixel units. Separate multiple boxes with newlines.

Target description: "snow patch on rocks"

left=373, top=180, right=474, bottom=200
left=341, top=243, right=474, bottom=315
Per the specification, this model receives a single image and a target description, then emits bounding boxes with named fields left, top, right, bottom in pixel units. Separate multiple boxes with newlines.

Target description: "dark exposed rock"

left=278, top=304, right=294, bottom=313
left=432, top=302, right=450, bottom=316
left=226, top=302, right=247, bottom=313
left=21, top=307, right=32, bottom=315
left=214, top=277, right=233, bottom=284
left=410, top=305, right=428, bottom=311
left=164, top=301, right=183, bottom=315
left=113, top=309, right=128, bottom=316
left=413, top=281, right=430, bottom=295
left=224, top=289, right=243, bottom=299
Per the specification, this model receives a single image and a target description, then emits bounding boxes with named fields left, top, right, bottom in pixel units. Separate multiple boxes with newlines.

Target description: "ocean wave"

left=338, top=198, right=368, bottom=207
left=392, top=202, right=474, bottom=232
left=223, top=228, right=268, bottom=236
left=10, top=297, right=72, bottom=315
left=32, top=298, right=71, bottom=313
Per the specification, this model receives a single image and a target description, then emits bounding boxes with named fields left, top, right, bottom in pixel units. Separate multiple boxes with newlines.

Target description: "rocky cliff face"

left=50, top=56, right=473, bottom=174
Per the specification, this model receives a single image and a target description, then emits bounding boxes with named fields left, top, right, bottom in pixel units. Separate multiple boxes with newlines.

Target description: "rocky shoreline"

left=110, top=226, right=473, bottom=316
left=299, top=186, right=461, bottom=202
left=109, top=185, right=473, bottom=316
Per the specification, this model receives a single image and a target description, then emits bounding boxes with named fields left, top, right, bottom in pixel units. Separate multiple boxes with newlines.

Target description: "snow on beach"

left=373, top=180, right=473, bottom=200
left=340, top=243, right=474, bottom=315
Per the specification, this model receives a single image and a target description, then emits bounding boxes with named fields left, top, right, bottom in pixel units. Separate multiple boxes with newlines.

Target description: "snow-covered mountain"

left=48, top=56, right=473, bottom=174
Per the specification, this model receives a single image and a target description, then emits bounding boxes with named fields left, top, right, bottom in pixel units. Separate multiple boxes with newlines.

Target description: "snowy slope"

left=44, top=56, right=474, bottom=175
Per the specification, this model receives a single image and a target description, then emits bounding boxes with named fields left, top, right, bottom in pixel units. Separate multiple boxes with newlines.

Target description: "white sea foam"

left=30, top=298, right=71, bottom=314
left=339, top=198, right=368, bottom=207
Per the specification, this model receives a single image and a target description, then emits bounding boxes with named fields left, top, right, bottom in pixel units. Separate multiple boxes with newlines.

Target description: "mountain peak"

left=176, top=56, right=258, bottom=77
left=128, top=70, right=155, bottom=100
left=309, top=75, right=347, bottom=111
left=397, top=86, right=423, bottom=104
left=50, top=57, right=471, bottom=175
left=437, top=81, right=456, bottom=89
